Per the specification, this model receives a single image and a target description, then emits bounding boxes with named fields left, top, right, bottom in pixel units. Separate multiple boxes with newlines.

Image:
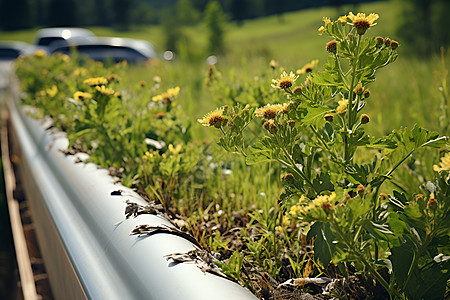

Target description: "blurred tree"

left=0, top=0, right=33, bottom=30
left=205, top=0, right=225, bottom=54
left=48, top=0, right=78, bottom=26
left=396, top=0, right=450, bottom=56
left=112, top=0, right=134, bottom=30
left=176, top=0, right=200, bottom=25
left=162, top=7, right=185, bottom=51
left=132, top=1, right=156, bottom=25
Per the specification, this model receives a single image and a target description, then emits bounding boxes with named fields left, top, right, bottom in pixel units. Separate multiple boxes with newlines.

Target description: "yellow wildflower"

left=296, top=60, right=319, bottom=74
left=347, top=12, right=379, bottom=35
left=73, top=91, right=92, bottom=101
left=33, top=49, right=47, bottom=57
left=73, top=68, right=88, bottom=77
left=255, top=103, right=289, bottom=120
left=167, top=86, right=180, bottom=97
left=322, top=17, right=331, bottom=24
left=83, top=77, right=108, bottom=86
left=269, top=59, right=278, bottom=69
left=46, top=85, right=58, bottom=97
left=337, top=15, right=348, bottom=23
left=153, top=76, right=161, bottom=83
left=168, top=144, right=182, bottom=155
left=336, top=99, right=348, bottom=114
left=152, top=86, right=180, bottom=102
left=198, top=107, right=227, bottom=128
left=271, top=71, right=299, bottom=89
left=95, top=85, right=115, bottom=96
left=291, top=193, right=336, bottom=220
left=433, top=152, right=450, bottom=172
left=318, top=26, right=325, bottom=35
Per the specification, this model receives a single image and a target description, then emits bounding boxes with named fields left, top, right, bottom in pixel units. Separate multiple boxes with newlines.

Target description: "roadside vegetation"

left=9, top=1, right=450, bottom=299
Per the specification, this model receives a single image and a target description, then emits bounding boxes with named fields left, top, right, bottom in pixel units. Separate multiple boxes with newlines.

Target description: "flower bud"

left=428, top=195, right=438, bottom=211
left=283, top=173, right=295, bottom=184
left=326, top=40, right=338, bottom=53
left=376, top=36, right=384, bottom=47
left=390, top=40, right=399, bottom=50
left=357, top=184, right=365, bottom=197
left=353, top=83, right=364, bottom=96
left=361, top=114, right=370, bottom=124
left=379, top=193, right=388, bottom=200
left=293, top=86, right=303, bottom=95
left=288, top=120, right=296, bottom=128
left=321, top=202, right=334, bottom=215
left=324, top=113, right=334, bottom=122
left=384, top=37, right=391, bottom=48
left=363, top=89, right=370, bottom=98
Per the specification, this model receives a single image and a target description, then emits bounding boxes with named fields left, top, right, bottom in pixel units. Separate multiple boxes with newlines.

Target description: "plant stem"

left=280, top=148, right=314, bottom=191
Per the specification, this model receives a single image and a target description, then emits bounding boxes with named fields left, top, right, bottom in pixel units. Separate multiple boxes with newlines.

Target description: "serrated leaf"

left=307, top=222, right=336, bottom=267
left=300, top=106, right=331, bottom=127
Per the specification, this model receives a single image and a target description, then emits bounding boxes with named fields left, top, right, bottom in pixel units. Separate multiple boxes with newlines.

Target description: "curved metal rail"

left=6, top=97, right=256, bottom=300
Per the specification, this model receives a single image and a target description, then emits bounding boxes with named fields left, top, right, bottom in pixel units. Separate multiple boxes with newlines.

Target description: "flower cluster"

left=290, top=193, right=337, bottom=221
left=152, top=86, right=180, bottom=103
left=433, top=152, right=450, bottom=172
left=83, top=77, right=108, bottom=86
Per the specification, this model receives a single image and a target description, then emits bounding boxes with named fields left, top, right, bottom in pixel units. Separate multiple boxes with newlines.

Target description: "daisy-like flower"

left=198, top=107, right=227, bottom=128
left=336, top=99, right=348, bottom=114
left=433, top=152, right=450, bottom=172
left=347, top=12, right=379, bottom=35
left=255, top=103, right=289, bottom=120
left=296, top=60, right=319, bottom=74
left=95, top=85, right=115, bottom=96
left=271, top=71, right=299, bottom=89
left=84, top=77, right=108, bottom=86
left=73, top=91, right=92, bottom=101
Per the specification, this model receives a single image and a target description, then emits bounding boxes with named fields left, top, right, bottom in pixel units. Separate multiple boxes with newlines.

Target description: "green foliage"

left=202, top=12, right=450, bottom=298
left=204, top=0, right=226, bottom=54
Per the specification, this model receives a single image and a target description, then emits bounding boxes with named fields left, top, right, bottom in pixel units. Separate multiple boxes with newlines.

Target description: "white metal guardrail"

left=6, top=96, right=257, bottom=300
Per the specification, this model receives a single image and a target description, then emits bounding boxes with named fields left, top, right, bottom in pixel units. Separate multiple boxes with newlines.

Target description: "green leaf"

left=307, top=222, right=336, bottom=267
left=312, top=172, right=335, bottom=194
left=246, top=139, right=274, bottom=165
left=300, top=106, right=331, bottom=127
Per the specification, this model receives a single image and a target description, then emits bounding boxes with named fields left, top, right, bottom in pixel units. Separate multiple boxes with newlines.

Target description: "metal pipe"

left=7, top=97, right=256, bottom=300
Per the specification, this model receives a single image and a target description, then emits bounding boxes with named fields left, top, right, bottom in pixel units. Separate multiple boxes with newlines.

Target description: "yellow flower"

left=296, top=60, right=319, bottom=74
left=46, top=85, right=58, bottom=97
left=153, top=76, right=161, bottom=83
left=269, top=59, right=278, bottom=69
left=83, top=77, right=108, bottom=86
left=255, top=103, right=289, bottom=120
left=152, top=87, right=180, bottom=102
left=95, top=85, right=115, bottom=96
left=336, top=99, right=348, bottom=114
left=73, top=91, right=92, bottom=101
left=347, top=12, right=379, bottom=35
left=168, top=144, right=182, bottom=155
left=33, top=49, right=47, bottom=57
left=73, top=68, right=88, bottom=77
left=337, top=15, right=348, bottom=23
left=322, top=17, right=331, bottom=24
left=433, top=152, right=450, bottom=172
left=290, top=193, right=336, bottom=220
left=60, top=54, right=70, bottom=62
left=271, top=71, right=299, bottom=89
left=318, top=26, right=325, bottom=35
left=198, top=107, right=227, bottom=128
left=167, top=86, right=180, bottom=97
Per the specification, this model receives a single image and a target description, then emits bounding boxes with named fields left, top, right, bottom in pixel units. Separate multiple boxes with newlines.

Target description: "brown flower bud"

left=324, top=113, right=334, bottom=122
left=321, top=202, right=334, bottom=214
left=384, top=37, right=391, bottom=48
left=353, top=83, right=364, bottom=95
left=293, top=86, right=303, bottom=95
left=326, top=40, right=338, bottom=53
left=357, top=184, right=365, bottom=197
left=361, top=114, right=370, bottom=124
left=376, top=36, right=384, bottom=47
left=288, top=120, right=296, bottom=128
left=283, top=173, right=295, bottom=184
left=390, top=40, right=399, bottom=50
left=363, top=89, right=370, bottom=98
left=380, top=193, right=388, bottom=200
left=428, top=196, right=438, bottom=211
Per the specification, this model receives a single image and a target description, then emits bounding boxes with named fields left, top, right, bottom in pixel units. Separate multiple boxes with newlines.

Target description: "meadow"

left=3, top=1, right=450, bottom=299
